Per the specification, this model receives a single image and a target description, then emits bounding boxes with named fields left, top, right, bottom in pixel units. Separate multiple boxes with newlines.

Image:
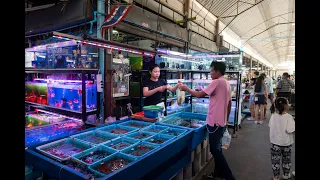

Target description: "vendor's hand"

left=158, top=86, right=166, bottom=92
left=179, top=85, right=188, bottom=91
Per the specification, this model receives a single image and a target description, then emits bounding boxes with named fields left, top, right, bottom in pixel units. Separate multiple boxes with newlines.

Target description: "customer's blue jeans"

left=207, top=124, right=235, bottom=180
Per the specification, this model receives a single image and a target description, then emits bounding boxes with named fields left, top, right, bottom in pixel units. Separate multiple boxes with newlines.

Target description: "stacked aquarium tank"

left=25, top=81, right=48, bottom=105
left=46, top=76, right=97, bottom=112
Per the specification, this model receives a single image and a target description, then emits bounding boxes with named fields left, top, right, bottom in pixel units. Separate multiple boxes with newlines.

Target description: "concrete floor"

left=196, top=107, right=295, bottom=180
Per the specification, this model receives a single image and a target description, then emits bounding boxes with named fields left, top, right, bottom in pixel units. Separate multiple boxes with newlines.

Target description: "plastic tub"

left=96, top=124, right=138, bottom=136
left=71, top=130, right=119, bottom=146
left=25, top=171, right=43, bottom=180
left=141, top=125, right=168, bottom=133
left=104, top=137, right=139, bottom=151
left=121, top=141, right=159, bottom=158
left=118, top=120, right=153, bottom=129
left=36, top=138, right=92, bottom=162
left=25, top=165, right=33, bottom=176
left=72, top=145, right=117, bottom=166
left=144, top=133, right=176, bottom=146
left=88, top=152, right=136, bottom=177
left=157, top=112, right=208, bottom=150
left=159, top=127, right=188, bottom=137
left=126, top=131, right=156, bottom=141
left=64, top=159, right=102, bottom=179
left=143, top=105, right=164, bottom=118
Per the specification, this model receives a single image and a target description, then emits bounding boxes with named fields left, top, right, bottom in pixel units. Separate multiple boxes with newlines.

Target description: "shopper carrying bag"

left=269, top=97, right=295, bottom=180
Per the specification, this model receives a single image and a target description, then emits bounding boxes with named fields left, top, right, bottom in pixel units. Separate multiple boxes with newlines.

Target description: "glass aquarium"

left=25, top=73, right=97, bottom=112
left=25, top=41, right=99, bottom=69
left=112, top=56, right=130, bottom=97
left=25, top=81, right=48, bottom=105
left=25, top=110, right=66, bottom=129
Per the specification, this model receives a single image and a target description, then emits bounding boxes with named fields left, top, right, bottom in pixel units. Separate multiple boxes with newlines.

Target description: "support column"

left=97, top=0, right=105, bottom=121
left=184, top=0, right=191, bottom=53
left=104, top=0, right=113, bottom=119
left=215, top=18, right=221, bottom=51
left=249, top=56, right=252, bottom=78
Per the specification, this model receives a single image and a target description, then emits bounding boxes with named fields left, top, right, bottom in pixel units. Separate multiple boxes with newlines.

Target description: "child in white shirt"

left=269, top=97, right=295, bottom=180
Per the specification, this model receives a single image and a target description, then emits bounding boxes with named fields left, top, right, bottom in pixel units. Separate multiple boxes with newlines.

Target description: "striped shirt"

left=277, top=78, right=295, bottom=92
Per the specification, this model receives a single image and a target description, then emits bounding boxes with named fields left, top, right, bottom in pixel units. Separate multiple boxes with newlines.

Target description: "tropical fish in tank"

left=25, top=82, right=48, bottom=105
left=47, top=82, right=97, bottom=112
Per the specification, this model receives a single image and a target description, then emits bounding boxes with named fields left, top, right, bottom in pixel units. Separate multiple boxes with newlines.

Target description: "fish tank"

left=25, top=118, right=85, bottom=147
left=25, top=73, right=97, bottom=112
left=47, top=81, right=97, bottom=112
left=112, top=56, right=130, bottom=97
left=25, top=109, right=66, bottom=129
left=155, top=54, right=192, bottom=70
left=25, top=81, right=48, bottom=105
left=25, top=41, right=99, bottom=69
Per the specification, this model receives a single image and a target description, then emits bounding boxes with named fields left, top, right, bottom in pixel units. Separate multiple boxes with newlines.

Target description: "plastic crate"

left=143, top=105, right=164, bottom=118
left=104, top=137, right=139, bottom=151
left=71, top=130, right=119, bottom=146
left=96, top=124, right=138, bottom=136
left=158, top=112, right=208, bottom=150
left=144, top=133, right=176, bottom=146
left=72, top=145, right=118, bottom=166
left=121, top=141, right=159, bottom=158
left=126, top=131, right=156, bottom=141
left=160, top=112, right=207, bottom=129
left=64, top=159, right=103, bottom=179
left=141, top=124, right=169, bottom=133
left=88, top=152, right=136, bottom=177
left=36, top=138, right=92, bottom=162
left=159, top=127, right=188, bottom=137
left=118, top=120, right=153, bottom=129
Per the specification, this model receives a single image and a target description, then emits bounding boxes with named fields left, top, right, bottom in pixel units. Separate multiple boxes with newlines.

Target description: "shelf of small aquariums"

left=25, top=68, right=99, bottom=74
left=25, top=101, right=98, bottom=115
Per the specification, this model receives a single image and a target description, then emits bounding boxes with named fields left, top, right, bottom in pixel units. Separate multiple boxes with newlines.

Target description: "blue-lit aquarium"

left=47, top=81, right=97, bottom=112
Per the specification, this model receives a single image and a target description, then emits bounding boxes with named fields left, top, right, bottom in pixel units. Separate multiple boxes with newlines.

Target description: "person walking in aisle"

left=269, top=97, right=295, bottom=180
left=275, top=72, right=295, bottom=101
left=247, top=71, right=260, bottom=121
left=254, top=75, right=268, bottom=124
left=178, top=61, right=235, bottom=180
left=261, top=73, right=275, bottom=119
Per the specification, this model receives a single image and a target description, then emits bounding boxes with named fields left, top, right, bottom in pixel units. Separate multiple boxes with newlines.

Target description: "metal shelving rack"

left=190, top=70, right=242, bottom=135
left=25, top=68, right=100, bottom=122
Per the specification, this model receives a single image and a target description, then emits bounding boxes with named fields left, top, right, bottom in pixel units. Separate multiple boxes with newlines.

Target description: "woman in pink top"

left=179, top=61, right=235, bottom=180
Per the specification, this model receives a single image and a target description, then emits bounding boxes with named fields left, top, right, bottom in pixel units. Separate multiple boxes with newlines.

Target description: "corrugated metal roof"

left=196, top=0, right=295, bottom=66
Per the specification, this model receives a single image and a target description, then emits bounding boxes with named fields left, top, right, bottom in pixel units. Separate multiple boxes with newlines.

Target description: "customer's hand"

left=179, top=84, right=189, bottom=91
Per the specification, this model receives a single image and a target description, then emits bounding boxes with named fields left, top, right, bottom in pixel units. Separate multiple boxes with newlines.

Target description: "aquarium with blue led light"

left=25, top=73, right=97, bottom=112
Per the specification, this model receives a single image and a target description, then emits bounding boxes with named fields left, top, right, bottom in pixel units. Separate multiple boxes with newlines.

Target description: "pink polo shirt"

left=203, top=76, right=231, bottom=127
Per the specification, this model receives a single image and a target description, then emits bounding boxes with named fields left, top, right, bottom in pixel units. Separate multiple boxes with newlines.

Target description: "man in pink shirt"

left=179, top=61, right=235, bottom=180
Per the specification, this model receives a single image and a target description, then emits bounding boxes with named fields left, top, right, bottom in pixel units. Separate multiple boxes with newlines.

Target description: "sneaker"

left=247, top=117, right=254, bottom=121
left=282, top=173, right=291, bottom=180
left=259, top=121, right=263, bottom=124
left=254, top=121, right=258, bottom=124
